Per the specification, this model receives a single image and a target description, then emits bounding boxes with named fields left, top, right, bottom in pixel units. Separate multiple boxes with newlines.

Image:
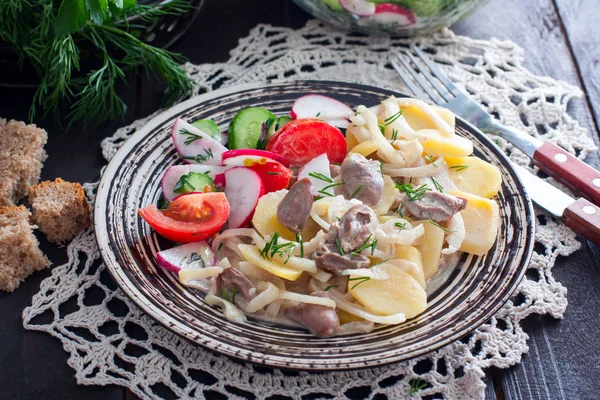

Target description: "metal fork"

left=391, top=46, right=600, bottom=206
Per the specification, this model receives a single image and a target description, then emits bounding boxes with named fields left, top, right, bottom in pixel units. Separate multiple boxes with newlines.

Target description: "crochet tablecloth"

left=22, top=20, right=596, bottom=399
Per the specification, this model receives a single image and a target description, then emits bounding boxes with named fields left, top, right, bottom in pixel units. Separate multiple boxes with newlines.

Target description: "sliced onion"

left=213, top=228, right=256, bottom=252
left=392, top=139, right=424, bottom=167
left=358, top=105, right=406, bottom=166
left=310, top=269, right=333, bottom=283
left=205, top=293, right=247, bottom=323
left=336, top=320, right=375, bottom=335
left=278, top=291, right=336, bottom=308
left=441, top=213, right=465, bottom=255
left=242, top=281, right=280, bottom=313
left=383, top=160, right=444, bottom=178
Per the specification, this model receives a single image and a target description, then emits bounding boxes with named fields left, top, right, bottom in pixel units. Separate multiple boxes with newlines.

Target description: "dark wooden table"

left=1, top=1, right=599, bottom=399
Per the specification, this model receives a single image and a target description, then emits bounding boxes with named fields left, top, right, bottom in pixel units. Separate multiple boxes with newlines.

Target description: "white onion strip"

left=383, top=161, right=444, bottom=178
left=278, top=291, right=336, bottom=308
left=243, top=282, right=280, bottom=313
left=441, top=213, right=466, bottom=255
left=340, top=267, right=389, bottom=280
left=396, top=98, right=454, bottom=136
left=327, top=289, right=406, bottom=325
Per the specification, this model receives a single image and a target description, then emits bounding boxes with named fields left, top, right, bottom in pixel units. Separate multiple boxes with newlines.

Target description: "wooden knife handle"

left=563, top=198, right=600, bottom=247
left=533, top=142, right=600, bottom=205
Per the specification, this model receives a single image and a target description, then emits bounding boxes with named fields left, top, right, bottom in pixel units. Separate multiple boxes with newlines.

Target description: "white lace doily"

left=23, top=20, right=596, bottom=399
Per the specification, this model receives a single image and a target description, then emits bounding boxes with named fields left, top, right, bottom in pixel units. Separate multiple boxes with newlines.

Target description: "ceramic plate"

left=95, top=80, right=534, bottom=370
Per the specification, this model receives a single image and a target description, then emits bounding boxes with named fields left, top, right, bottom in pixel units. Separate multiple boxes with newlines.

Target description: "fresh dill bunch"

left=0, top=0, right=194, bottom=127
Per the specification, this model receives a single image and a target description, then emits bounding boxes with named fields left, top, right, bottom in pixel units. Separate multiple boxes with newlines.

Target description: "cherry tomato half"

left=241, top=159, right=292, bottom=193
left=266, top=119, right=347, bottom=166
left=139, top=192, right=230, bottom=243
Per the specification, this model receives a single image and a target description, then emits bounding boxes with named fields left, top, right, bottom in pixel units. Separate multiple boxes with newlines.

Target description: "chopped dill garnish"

left=182, top=148, right=214, bottom=163
left=348, top=276, right=371, bottom=289
left=429, top=220, right=456, bottom=233
left=180, top=129, right=202, bottom=145
left=410, top=377, right=427, bottom=396
left=314, top=195, right=324, bottom=201
left=391, top=128, right=399, bottom=141
left=371, top=259, right=389, bottom=267
left=324, top=284, right=339, bottom=291
left=380, top=160, right=385, bottom=175
left=350, top=184, right=363, bottom=199
left=308, top=172, right=334, bottom=183
left=352, top=234, right=377, bottom=256
left=378, top=124, right=386, bottom=135
left=431, top=177, right=444, bottom=192
left=384, top=110, right=403, bottom=125
left=221, top=288, right=237, bottom=304
left=395, top=182, right=431, bottom=201
left=396, top=202, right=404, bottom=217
left=424, top=155, right=437, bottom=167
left=316, top=112, right=322, bottom=117
left=395, top=222, right=407, bottom=230
left=335, top=237, right=344, bottom=256
left=449, top=165, right=469, bottom=171
left=217, top=243, right=223, bottom=251
left=267, top=171, right=280, bottom=175
left=318, top=181, right=345, bottom=197
left=296, top=232, right=304, bottom=258
left=260, top=232, right=295, bottom=263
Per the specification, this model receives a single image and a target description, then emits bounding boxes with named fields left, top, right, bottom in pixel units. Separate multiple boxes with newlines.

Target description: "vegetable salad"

left=139, top=94, right=501, bottom=337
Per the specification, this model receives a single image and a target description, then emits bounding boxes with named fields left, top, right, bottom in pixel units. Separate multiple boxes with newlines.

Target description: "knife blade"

left=513, top=163, right=600, bottom=246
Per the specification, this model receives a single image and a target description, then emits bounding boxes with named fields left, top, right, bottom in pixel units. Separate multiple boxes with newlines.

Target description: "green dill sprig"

left=335, top=237, right=344, bottom=256
left=395, top=182, right=432, bottom=201
left=449, top=165, right=469, bottom=171
left=1, top=0, right=194, bottom=127
left=351, top=234, right=377, bottom=256
left=409, top=377, right=427, bottom=396
left=259, top=232, right=296, bottom=263
left=182, top=148, right=214, bottom=163
left=181, top=252, right=205, bottom=267
left=180, top=129, right=202, bottom=145
left=429, top=220, right=456, bottom=233
left=221, top=288, right=237, bottom=304
left=349, top=184, right=363, bottom=199
left=318, top=181, right=345, bottom=197
left=396, top=202, right=404, bottom=217
left=308, top=172, right=333, bottom=183
left=430, top=177, right=444, bottom=192
left=296, top=232, right=304, bottom=258
left=395, top=222, right=407, bottom=230
left=324, top=284, right=339, bottom=291
left=391, top=128, right=399, bottom=141
left=424, top=155, right=437, bottom=167
left=384, top=110, right=403, bottom=125
left=348, top=276, right=371, bottom=289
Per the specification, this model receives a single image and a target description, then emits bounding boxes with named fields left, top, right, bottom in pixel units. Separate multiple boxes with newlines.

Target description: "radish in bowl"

left=224, top=167, right=265, bottom=229
left=339, top=0, right=376, bottom=16
left=156, top=241, right=216, bottom=273
left=291, top=94, right=353, bottom=129
left=172, top=118, right=228, bottom=166
left=297, top=153, right=333, bottom=196
left=221, top=149, right=290, bottom=167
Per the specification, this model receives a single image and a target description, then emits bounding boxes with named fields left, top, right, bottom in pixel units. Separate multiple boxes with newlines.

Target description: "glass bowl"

left=291, top=0, right=483, bottom=36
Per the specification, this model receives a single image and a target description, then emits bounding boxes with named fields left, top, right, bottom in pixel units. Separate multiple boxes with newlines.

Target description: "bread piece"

left=0, top=205, right=51, bottom=292
left=0, top=119, right=48, bottom=206
left=29, top=178, right=91, bottom=244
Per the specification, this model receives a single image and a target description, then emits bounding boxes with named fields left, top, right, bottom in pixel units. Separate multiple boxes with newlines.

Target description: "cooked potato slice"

left=446, top=156, right=502, bottom=198
left=393, top=245, right=426, bottom=289
left=448, top=189, right=499, bottom=256
left=348, top=264, right=427, bottom=318
left=350, top=139, right=378, bottom=157
left=401, top=104, right=455, bottom=131
left=238, top=244, right=303, bottom=281
left=413, top=220, right=445, bottom=280
left=372, top=175, right=399, bottom=215
left=418, top=129, right=473, bottom=158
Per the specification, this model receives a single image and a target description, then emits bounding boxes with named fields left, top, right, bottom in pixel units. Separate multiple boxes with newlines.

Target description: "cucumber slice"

left=228, top=107, right=276, bottom=149
left=322, top=0, right=344, bottom=11
left=278, top=115, right=293, bottom=126
left=192, top=119, right=221, bottom=141
left=266, top=115, right=294, bottom=142
left=173, top=172, right=216, bottom=195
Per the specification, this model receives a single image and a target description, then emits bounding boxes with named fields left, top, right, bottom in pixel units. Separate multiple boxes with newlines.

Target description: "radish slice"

left=221, top=149, right=290, bottom=167
left=161, top=164, right=229, bottom=201
left=224, top=167, right=265, bottom=229
left=291, top=95, right=353, bottom=129
left=298, top=153, right=332, bottom=196
left=339, top=0, right=376, bottom=16
left=156, top=241, right=216, bottom=273
left=172, top=118, right=228, bottom=166
left=370, top=4, right=416, bottom=25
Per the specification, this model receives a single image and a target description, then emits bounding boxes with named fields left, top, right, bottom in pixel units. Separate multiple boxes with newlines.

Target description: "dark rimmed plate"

left=95, top=80, right=534, bottom=371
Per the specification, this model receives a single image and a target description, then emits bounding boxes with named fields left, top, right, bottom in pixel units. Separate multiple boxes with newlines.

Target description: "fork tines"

left=391, top=46, right=461, bottom=104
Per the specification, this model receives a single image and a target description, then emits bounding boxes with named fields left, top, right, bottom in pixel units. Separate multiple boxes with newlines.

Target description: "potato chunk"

left=418, top=129, right=473, bottom=158
left=348, top=263, right=427, bottom=318
left=394, top=245, right=426, bottom=289
left=401, top=104, right=455, bottom=131
left=413, top=220, right=445, bottom=280
left=446, top=156, right=502, bottom=198
left=448, top=189, right=499, bottom=256
left=238, top=244, right=302, bottom=281
left=372, top=175, right=398, bottom=215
